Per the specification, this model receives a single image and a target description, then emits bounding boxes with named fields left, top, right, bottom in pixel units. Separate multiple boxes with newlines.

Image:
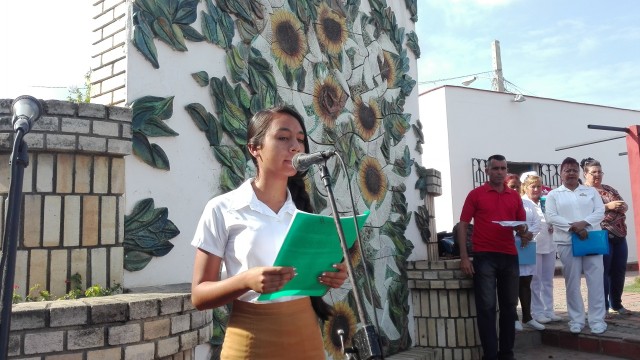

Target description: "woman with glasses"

left=507, top=173, right=546, bottom=331
left=581, top=157, right=630, bottom=317
left=546, top=157, right=606, bottom=334
left=519, top=173, right=563, bottom=326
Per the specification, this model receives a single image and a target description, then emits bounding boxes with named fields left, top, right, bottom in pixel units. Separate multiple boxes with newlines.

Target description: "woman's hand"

left=606, top=200, right=626, bottom=212
left=319, top=262, right=349, bottom=288
left=244, top=266, right=296, bottom=294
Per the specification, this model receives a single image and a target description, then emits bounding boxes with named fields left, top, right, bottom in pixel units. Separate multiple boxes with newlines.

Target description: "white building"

left=420, top=85, right=639, bottom=262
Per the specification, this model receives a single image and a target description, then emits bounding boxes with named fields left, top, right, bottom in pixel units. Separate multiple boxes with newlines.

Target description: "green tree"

left=67, top=70, right=92, bottom=103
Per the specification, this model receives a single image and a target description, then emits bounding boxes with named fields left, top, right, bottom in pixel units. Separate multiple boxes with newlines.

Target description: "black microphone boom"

left=292, top=150, right=336, bottom=172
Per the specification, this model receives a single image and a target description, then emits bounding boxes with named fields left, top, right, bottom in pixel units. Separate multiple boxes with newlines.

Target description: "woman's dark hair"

left=246, top=106, right=333, bottom=320
left=247, top=106, right=310, bottom=171
left=505, top=173, right=519, bottom=183
left=560, top=157, right=580, bottom=172
left=580, top=157, right=601, bottom=171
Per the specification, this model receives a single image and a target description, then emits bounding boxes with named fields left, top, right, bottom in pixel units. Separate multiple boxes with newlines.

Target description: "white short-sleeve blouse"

left=191, top=179, right=303, bottom=303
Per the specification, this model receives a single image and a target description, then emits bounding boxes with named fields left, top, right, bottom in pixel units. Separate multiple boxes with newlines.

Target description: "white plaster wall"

left=124, top=6, right=229, bottom=287
left=420, top=86, right=639, bottom=261
left=123, top=1, right=425, bottom=296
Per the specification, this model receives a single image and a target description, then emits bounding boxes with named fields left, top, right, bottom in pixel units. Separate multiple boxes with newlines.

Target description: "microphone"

left=292, top=150, right=337, bottom=172
left=11, top=95, right=43, bottom=134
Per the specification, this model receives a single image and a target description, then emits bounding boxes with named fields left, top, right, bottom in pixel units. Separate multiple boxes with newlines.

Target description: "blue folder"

left=516, top=238, right=536, bottom=265
left=571, top=230, right=609, bottom=256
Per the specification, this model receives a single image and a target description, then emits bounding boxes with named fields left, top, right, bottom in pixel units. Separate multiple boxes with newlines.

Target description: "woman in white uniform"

left=509, top=174, right=544, bottom=331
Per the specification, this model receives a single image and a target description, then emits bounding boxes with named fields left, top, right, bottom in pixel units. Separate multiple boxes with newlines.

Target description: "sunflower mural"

left=312, top=74, right=348, bottom=129
left=131, top=0, right=420, bottom=357
left=358, top=156, right=387, bottom=208
left=323, top=301, right=358, bottom=359
left=271, top=9, right=307, bottom=69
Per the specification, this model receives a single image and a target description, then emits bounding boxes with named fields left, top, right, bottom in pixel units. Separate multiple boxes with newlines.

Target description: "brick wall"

left=7, top=288, right=210, bottom=359
left=424, top=169, right=442, bottom=260
left=0, top=99, right=130, bottom=300
left=407, top=260, right=481, bottom=360
left=0, top=99, right=211, bottom=359
left=90, top=0, right=127, bottom=105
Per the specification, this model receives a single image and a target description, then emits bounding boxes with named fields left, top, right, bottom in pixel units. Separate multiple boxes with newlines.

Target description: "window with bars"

left=471, top=158, right=561, bottom=189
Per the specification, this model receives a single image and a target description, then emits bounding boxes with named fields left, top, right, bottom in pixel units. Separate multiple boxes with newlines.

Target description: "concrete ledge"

left=8, top=285, right=210, bottom=359
left=386, top=346, right=438, bottom=360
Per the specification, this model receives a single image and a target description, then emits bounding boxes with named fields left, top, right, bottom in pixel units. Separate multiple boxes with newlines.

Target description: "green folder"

left=257, top=210, right=370, bottom=301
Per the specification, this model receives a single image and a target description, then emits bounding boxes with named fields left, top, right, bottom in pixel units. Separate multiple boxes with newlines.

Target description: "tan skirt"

left=221, top=297, right=325, bottom=360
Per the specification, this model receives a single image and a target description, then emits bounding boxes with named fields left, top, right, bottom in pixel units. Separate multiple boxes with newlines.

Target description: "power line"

left=30, top=85, right=86, bottom=89
left=418, top=70, right=494, bottom=85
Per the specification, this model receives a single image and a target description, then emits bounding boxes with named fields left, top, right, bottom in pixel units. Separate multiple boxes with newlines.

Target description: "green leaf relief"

left=382, top=113, right=410, bottom=146
left=133, top=21, right=159, bottom=69
left=152, top=17, right=176, bottom=48
left=179, top=24, right=205, bottom=42
left=201, top=4, right=234, bottom=49
left=185, top=103, right=209, bottom=131
left=414, top=205, right=431, bottom=244
left=209, top=77, right=248, bottom=147
left=124, top=198, right=180, bottom=271
left=414, top=163, right=429, bottom=200
left=139, top=116, right=179, bottom=137
left=220, top=167, right=244, bottom=193
left=132, top=132, right=171, bottom=170
left=226, top=45, right=249, bottom=83
left=191, top=71, right=210, bottom=87
left=212, top=145, right=246, bottom=178
left=174, top=0, right=199, bottom=24
left=132, top=95, right=174, bottom=131
left=185, top=103, right=222, bottom=146
left=392, top=145, right=413, bottom=177
left=406, top=31, right=420, bottom=58
left=404, top=0, right=418, bottom=22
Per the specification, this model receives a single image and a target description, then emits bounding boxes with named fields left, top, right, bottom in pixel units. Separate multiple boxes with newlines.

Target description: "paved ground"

left=514, top=344, right=624, bottom=360
left=513, top=271, right=640, bottom=360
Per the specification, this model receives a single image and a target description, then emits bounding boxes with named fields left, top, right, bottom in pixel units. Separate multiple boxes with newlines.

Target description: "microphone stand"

left=0, top=129, right=30, bottom=357
left=318, top=164, right=382, bottom=360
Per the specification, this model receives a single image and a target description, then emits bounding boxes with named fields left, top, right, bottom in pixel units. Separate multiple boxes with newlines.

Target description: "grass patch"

left=624, top=277, right=640, bottom=293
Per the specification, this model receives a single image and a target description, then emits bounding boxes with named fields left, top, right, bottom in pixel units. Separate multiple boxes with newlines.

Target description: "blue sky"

left=416, top=0, right=640, bottom=110
left=1, top=1, right=639, bottom=112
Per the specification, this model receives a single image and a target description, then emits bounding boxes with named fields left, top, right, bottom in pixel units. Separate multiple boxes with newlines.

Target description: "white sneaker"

left=591, top=323, right=607, bottom=334
left=515, top=320, right=523, bottom=331
left=546, top=313, right=562, bottom=322
left=534, top=315, right=551, bottom=324
left=526, top=319, right=545, bottom=331
left=569, top=324, right=583, bottom=334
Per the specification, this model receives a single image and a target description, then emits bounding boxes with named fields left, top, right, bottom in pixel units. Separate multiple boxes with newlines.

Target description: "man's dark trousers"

left=473, top=252, right=519, bottom=360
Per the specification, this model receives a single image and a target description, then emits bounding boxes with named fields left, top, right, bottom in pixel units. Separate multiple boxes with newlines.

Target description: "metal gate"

left=471, top=158, right=561, bottom=189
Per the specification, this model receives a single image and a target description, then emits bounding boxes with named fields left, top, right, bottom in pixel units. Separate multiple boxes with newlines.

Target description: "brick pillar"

left=407, top=260, right=481, bottom=360
left=90, top=0, right=127, bottom=105
left=424, top=168, right=442, bottom=260
left=0, top=99, right=131, bottom=299
left=410, top=169, right=481, bottom=359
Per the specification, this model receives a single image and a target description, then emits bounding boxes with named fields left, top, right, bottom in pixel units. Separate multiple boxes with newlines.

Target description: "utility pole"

left=491, top=40, right=505, bottom=92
